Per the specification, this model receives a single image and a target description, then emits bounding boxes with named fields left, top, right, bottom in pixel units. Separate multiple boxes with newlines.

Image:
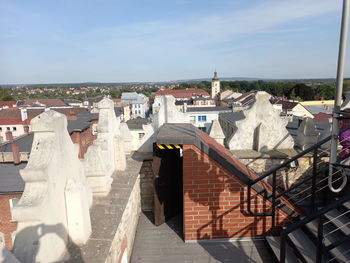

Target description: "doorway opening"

left=152, top=144, right=184, bottom=238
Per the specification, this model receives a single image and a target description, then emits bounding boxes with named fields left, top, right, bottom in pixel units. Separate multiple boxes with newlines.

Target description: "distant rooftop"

left=121, top=92, right=147, bottom=104
left=126, top=118, right=149, bottom=130
left=219, top=111, right=245, bottom=124
left=186, top=106, right=231, bottom=113
left=155, top=88, right=210, bottom=99
left=0, top=163, right=26, bottom=193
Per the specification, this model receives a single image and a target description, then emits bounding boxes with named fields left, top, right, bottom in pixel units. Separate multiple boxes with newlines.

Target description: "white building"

left=184, top=106, right=231, bottom=133
left=121, top=92, right=149, bottom=118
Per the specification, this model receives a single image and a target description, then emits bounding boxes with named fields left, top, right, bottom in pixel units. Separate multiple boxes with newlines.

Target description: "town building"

left=272, top=99, right=314, bottom=118
left=121, top=92, right=149, bottom=118
left=184, top=106, right=231, bottom=132
left=0, top=107, right=88, bottom=142
left=0, top=101, right=16, bottom=110
left=211, top=70, right=221, bottom=98
left=155, top=88, right=210, bottom=101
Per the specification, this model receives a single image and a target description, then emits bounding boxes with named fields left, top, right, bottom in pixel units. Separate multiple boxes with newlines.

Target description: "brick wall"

left=0, top=193, right=21, bottom=250
left=183, top=144, right=294, bottom=241
left=70, top=125, right=97, bottom=159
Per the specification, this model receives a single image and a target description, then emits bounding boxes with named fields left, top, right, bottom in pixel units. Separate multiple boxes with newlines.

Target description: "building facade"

left=121, top=92, right=149, bottom=118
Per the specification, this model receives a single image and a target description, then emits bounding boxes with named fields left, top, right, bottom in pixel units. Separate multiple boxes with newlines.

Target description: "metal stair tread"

left=305, top=219, right=350, bottom=262
left=288, top=228, right=317, bottom=263
left=343, top=201, right=350, bottom=210
left=325, top=209, right=350, bottom=236
left=265, top=236, right=300, bottom=263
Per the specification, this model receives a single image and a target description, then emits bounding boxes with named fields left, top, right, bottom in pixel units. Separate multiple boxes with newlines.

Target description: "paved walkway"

left=130, top=212, right=273, bottom=263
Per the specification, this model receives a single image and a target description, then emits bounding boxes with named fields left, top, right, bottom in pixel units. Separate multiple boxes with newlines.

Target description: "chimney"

left=24, top=125, right=30, bottom=133
left=12, top=143, right=20, bottom=164
left=68, top=110, right=77, bottom=120
left=5, top=131, right=13, bottom=141
left=183, top=102, right=187, bottom=113
left=20, top=108, right=28, bottom=121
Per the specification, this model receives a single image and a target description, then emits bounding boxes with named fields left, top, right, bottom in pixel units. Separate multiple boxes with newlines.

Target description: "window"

left=198, top=116, right=207, bottom=122
left=10, top=198, right=20, bottom=208
left=0, top=233, right=4, bottom=247
left=189, top=116, right=196, bottom=124
left=13, top=127, right=17, bottom=131
left=6, top=127, right=10, bottom=131
left=138, top=133, right=145, bottom=140
left=10, top=198, right=20, bottom=220
left=0, top=127, right=2, bottom=132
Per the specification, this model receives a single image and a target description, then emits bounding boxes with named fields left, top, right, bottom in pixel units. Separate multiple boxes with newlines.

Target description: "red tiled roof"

left=113, top=98, right=121, bottom=103
left=22, top=98, right=67, bottom=107
left=313, top=112, right=332, bottom=122
left=0, top=108, right=87, bottom=125
left=155, top=88, right=210, bottom=99
left=0, top=101, right=16, bottom=108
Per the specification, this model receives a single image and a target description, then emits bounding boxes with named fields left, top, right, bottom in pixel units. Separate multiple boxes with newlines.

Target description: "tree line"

left=176, top=80, right=339, bottom=101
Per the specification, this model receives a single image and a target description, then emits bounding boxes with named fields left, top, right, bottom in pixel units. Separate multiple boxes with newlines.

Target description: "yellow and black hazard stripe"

left=156, top=144, right=182, bottom=150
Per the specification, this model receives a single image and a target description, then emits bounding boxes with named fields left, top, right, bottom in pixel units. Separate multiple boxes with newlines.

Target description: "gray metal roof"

left=219, top=111, right=245, bottom=124
left=186, top=106, right=231, bottom=113
left=126, top=118, right=149, bottom=130
left=304, top=105, right=334, bottom=114
left=0, top=163, right=26, bottom=193
left=121, top=92, right=147, bottom=104
left=0, top=133, right=34, bottom=153
left=67, top=120, right=91, bottom=133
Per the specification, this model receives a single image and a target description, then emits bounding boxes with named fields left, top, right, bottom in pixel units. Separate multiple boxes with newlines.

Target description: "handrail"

left=280, top=193, right=350, bottom=263
left=249, top=136, right=331, bottom=185
left=247, top=136, right=331, bottom=231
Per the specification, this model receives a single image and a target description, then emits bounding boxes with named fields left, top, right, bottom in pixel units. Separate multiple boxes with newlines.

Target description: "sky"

left=0, top=0, right=349, bottom=84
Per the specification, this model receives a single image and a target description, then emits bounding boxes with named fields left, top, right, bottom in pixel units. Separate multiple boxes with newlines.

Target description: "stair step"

left=342, top=201, right=350, bottom=210
left=305, top=219, right=350, bottom=262
left=324, top=209, right=350, bottom=236
left=288, top=229, right=318, bottom=263
left=265, top=236, right=300, bottom=263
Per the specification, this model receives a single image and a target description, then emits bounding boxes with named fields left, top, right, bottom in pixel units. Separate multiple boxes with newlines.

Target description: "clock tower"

left=211, top=70, right=220, bottom=98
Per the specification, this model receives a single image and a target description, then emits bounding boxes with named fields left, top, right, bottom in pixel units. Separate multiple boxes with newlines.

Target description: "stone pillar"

left=83, top=97, right=126, bottom=196
left=228, top=91, right=294, bottom=151
left=12, top=110, right=92, bottom=263
left=296, top=118, right=320, bottom=150
left=209, top=120, right=225, bottom=145
left=120, top=122, right=133, bottom=154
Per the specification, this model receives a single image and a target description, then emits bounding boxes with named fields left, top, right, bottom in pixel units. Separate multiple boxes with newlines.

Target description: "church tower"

left=211, top=70, right=220, bottom=98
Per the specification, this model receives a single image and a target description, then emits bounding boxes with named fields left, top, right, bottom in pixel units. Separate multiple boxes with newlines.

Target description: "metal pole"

left=330, top=0, right=350, bottom=176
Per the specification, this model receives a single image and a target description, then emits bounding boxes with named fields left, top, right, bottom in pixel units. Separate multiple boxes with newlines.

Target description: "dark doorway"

left=152, top=144, right=183, bottom=233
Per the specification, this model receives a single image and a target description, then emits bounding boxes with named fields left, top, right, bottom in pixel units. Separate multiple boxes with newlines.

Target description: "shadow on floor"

left=132, top=212, right=272, bottom=263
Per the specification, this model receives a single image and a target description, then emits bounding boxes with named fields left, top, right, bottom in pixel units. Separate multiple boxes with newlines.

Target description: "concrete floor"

left=130, top=212, right=274, bottom=263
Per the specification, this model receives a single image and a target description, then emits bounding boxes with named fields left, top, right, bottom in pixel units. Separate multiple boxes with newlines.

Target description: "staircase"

left=247, top=135, right=350, bottom=263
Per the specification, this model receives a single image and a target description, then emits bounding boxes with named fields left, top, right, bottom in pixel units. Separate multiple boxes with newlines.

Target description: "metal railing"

left=247, top=135, right=332, bottom=229
left=280, top=193, right=350, bottom=263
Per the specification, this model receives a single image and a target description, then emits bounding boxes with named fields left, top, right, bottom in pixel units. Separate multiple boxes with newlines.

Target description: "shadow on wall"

left=11, top=223, right=84, bottom=263
left=183, top=146, right=294, bottom=262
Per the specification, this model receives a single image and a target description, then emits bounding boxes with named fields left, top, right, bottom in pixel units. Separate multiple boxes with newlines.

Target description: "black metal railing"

left=247, top=135, right=332, bottom=229
left=280, top=193, right=350, bottom=263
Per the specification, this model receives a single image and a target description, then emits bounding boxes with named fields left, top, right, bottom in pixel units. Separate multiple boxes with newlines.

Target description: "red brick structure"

left=70, top=124, right=97, bottom=159
left=0, top=193, right=21, bottom=250
left=182, top=144, right=294, bottom=241
left=156, top=123, right=301, bottom=241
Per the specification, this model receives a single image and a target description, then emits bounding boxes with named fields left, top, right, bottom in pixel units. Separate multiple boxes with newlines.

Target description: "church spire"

left=212, top=70, right=219, bottom=80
